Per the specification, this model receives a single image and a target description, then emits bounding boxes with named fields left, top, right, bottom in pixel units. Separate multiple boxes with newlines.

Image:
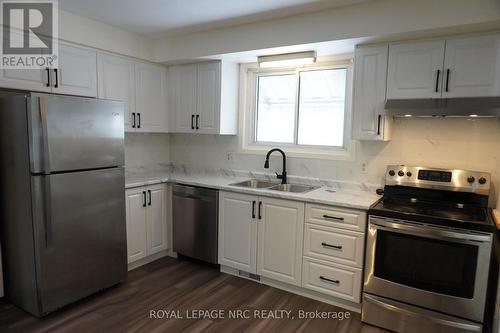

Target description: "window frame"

left=239, top=60, right=355, bottom=160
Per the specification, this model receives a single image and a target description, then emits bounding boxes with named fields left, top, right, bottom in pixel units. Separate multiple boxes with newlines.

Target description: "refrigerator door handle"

left=38, top=96, right=51, bottom=173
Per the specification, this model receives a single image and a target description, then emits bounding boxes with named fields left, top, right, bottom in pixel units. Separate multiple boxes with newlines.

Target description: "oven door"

left=364, top=216, right=492, bottom=322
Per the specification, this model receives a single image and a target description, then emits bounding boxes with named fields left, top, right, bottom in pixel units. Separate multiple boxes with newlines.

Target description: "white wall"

left=125, top=133, right=170, bottom=167
left=59, top=10, right=154, bottom=61
left=154, top=0, right=500, bottom=62
left=170, top=118, right=500, bottom=207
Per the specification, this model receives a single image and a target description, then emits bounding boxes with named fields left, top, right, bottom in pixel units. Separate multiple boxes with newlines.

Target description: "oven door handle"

left=370, top=219, right=492, bottom=243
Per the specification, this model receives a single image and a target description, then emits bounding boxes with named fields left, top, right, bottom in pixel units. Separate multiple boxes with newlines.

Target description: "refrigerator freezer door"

left=31, top=167, right=127, bottom=315
left=29, top=94, right=124, bottom=174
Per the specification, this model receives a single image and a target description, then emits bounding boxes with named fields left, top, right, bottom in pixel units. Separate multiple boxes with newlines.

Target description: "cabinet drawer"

left=305, top=204, right=366, bottom=232
left=304, top=224, right=364, bottom=268
left=302, top=257, right=362, bottom=303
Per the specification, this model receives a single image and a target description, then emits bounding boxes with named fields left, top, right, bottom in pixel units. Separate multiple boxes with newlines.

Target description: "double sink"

left=229, top=179, right=319, bottom=194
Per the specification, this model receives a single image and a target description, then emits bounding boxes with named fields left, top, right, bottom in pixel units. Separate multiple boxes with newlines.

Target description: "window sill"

left=239, top=142, right=356, bottom=161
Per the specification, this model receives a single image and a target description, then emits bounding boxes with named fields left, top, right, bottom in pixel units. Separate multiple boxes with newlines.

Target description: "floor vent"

left=238, top=270, right=260, bottom=281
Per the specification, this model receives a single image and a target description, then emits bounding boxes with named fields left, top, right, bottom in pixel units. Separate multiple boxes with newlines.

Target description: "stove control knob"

left=479, top=177, right=487, bottom=185
left=467, top=176, right=475, bottom=184
left=406, top=171, right=412, bottom=177
left=389, top=170, right=396, bottom=176
left=398, top=170, right=405, bottom=177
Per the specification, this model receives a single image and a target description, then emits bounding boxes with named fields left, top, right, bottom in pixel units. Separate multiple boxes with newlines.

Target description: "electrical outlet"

left=361, top=162, right=368, bottom=174
left=226, top=152, right=234, bottom=161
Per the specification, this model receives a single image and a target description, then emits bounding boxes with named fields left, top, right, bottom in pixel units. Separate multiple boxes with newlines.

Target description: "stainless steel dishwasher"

left=172, top=184, right=218, bottom=264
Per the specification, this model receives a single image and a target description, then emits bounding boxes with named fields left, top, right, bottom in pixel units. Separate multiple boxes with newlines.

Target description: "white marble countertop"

left=125, top=170, right=170, bottom=189
left=125, top=165, right=382, bottom=210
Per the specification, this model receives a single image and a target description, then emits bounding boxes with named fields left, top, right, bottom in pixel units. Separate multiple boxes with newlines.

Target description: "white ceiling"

left=59, top=0, right=373, bottom=38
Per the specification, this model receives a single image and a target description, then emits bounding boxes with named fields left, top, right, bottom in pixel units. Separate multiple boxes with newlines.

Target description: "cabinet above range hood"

left=385, top=97, right=500, bottom=118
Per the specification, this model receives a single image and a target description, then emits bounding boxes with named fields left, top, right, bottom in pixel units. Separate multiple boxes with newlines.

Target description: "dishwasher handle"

left=172, top=184, right=218, bottom=201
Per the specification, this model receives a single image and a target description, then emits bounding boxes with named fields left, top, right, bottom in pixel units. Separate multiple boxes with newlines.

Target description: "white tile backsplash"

left=125, top=119, right=500, bottom=207
left=169, top=118, right=500, bottom=207
left=125, top=133, right=170, bottom=167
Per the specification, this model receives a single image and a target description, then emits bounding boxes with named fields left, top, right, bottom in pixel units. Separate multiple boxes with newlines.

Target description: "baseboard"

left=127, top=250, right=170, bottom=271
left=220, top=265, right=361, bottom=313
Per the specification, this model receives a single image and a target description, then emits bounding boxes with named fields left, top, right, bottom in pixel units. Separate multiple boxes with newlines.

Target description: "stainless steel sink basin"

left=229, top=179, right=279, bottom=189
left=268, top=183, right=319, bottom=193
left=230, top=179, right=319, bottom=194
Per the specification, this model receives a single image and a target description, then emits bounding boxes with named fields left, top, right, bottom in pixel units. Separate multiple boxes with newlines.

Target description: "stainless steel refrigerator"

left=0, top=93, right=127, bottom=317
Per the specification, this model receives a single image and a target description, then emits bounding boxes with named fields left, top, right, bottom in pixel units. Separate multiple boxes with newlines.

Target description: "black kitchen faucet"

left=264, top=148, right=287, bottom=184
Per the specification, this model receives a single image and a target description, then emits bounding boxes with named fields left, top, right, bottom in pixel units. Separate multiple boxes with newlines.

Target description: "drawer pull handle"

left=320, top=276, right=340, bottom=284
left=321, top=242, right=342, bottom=250
left=323, top=214, right=344, bottom=221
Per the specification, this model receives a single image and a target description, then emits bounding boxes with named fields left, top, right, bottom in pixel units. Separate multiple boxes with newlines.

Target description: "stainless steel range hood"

left=385, top=97, right=500, bottom=118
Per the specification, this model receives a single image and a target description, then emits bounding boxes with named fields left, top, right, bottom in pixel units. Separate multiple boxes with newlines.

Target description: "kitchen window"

left=241, top=62, right=354, bottom=159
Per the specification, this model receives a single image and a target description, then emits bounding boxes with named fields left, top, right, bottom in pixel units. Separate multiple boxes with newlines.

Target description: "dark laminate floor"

left=0, top=257, right=388, bottom=333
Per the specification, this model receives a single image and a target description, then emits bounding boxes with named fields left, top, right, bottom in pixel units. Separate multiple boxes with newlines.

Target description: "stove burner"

left=379, top=197, right=487, bottom=223
left=372, top=165, right=494, bottom=232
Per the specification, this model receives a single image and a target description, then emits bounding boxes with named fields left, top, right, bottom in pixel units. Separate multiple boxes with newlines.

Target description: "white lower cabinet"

left=304, top=223, right=365, bottom=268
left=302, top=203, right=366, bottom=303
left=257, top=198, right=304, bottom=286
left=218, top=192, right=304, bottom=286
left=302, top=257, right=362, bottom=303
left=126, top=187, right=148, bottom=263
left=125, top=184, right=168, bottom=264
left=219, top=194, right=367, bottom=305
left=218, top=192, right=258, bottom=273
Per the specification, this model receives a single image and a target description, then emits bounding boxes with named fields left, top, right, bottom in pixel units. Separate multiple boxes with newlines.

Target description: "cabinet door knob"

left=191, top=115, right=195, bottom=130
left=252, top=200, right=256, bottom=219
left=132, top=113, right=136, bottom=128
left=195, top=115, right=199, bottom=130
left=147, top=190, right=152, bottom=206
left=142, top=191, right=146, bottom=207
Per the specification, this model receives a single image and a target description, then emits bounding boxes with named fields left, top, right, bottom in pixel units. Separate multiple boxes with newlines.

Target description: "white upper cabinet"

left=169, top=64, right=197, bottom=133
left=168, top=60, right=238, bottom=135
left=352, top=45, right=391, bottom=141
left=54, top=43, right=97, bottom=97
left=387, top=40, right=445, bottom=99
left=97, top=54, right=168, bottom=133
left=135, top=62, right=168, bottom=133
left=386, top=34, right=500, bottom=99
left=97, top=53, right=136, bottom=131
left=0, top=43, right=97, bottom=96
left=0, top=68, right=51, bottom=92
left=443, top=35, right=500, bottom=98
left=196, top=61, right=221, bottom=134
